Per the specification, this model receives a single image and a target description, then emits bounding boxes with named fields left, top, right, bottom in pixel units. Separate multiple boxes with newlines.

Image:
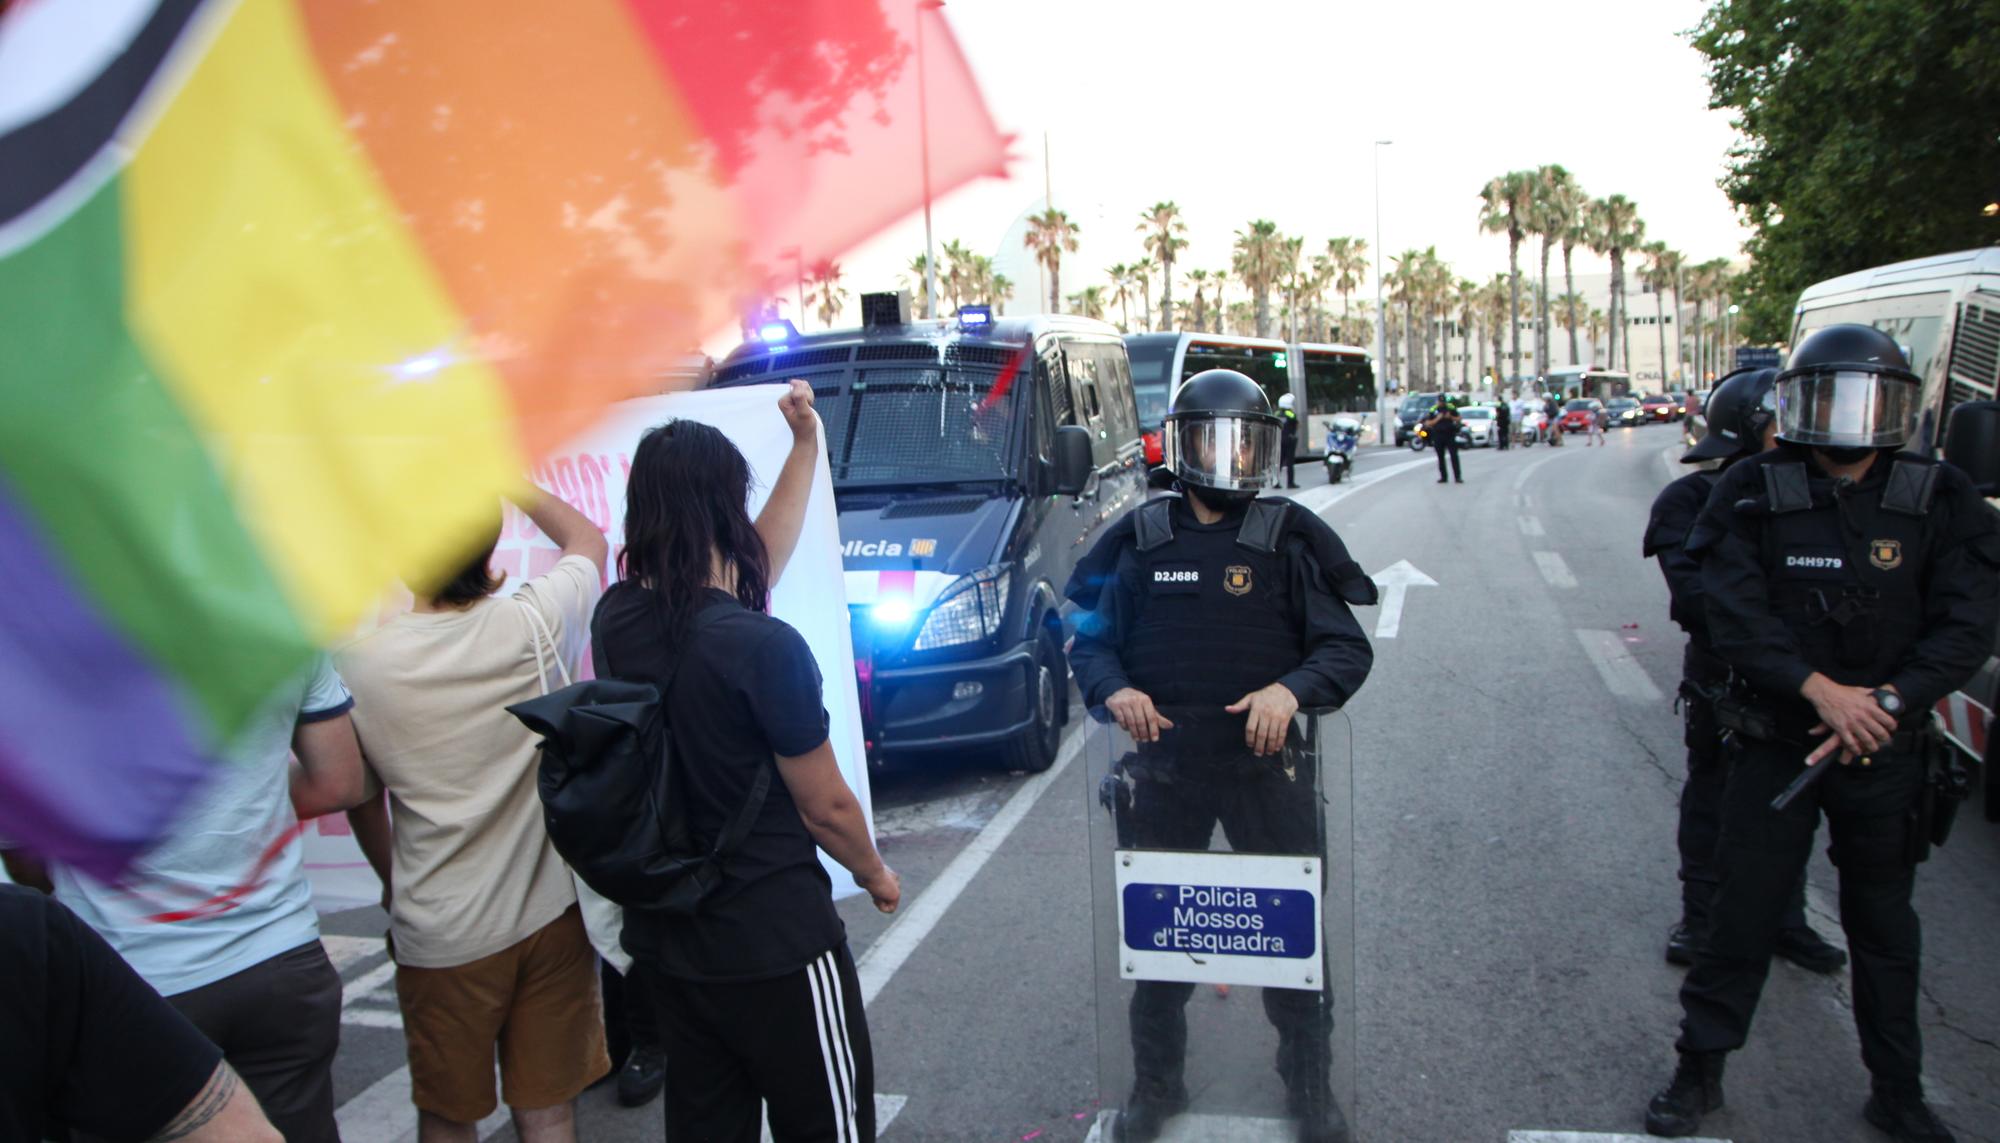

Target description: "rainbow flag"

left=0, top=0, right=1007, bottom=879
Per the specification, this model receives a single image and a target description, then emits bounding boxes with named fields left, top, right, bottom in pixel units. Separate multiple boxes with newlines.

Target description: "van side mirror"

left=1052, top=425, right=1093, bottom=496
left=1944, top=400, right=2000, bottom=492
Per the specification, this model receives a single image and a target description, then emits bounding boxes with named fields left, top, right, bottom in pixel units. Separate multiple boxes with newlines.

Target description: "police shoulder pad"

left=1134, top=498, right=1176, bottom=552
left=1234, top=498, right=1288, bottom=555
left=1882, top=457, right=1940, bottom=517
left=1762, top=462, right=1813, bottom=514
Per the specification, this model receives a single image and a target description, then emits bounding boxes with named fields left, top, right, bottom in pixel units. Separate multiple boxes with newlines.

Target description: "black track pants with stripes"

left=643, top=943, right=875, bottom=1143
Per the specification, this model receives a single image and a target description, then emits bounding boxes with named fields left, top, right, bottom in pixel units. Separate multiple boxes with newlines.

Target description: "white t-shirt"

left=52, top=656, right=352, bottom=996
left=337, top=555, right=601, bottom=968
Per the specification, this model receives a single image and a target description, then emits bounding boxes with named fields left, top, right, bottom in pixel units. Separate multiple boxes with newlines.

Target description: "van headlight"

left=914, top=568, right=1011, bottom=650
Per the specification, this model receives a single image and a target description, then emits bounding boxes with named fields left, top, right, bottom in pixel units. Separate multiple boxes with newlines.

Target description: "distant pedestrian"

left=1589, top=402, right=1608, bottom=446
left=1425, top=397, right=1464, bottom=483
left=0, top=884, right=282, bottom=1143
left=1495, top=399, right=1512, bottom=450
left=594, top=381, right=901, bottom=1142
left=2, top=658, right=367, bottom=1143
left=1278, top=392, right=1301, bottom=489
left=338, top=489, right=613, bottom=1143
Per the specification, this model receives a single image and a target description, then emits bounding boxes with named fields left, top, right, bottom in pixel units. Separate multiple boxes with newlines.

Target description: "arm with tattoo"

left=149, top=1062, right=280, bottom=1143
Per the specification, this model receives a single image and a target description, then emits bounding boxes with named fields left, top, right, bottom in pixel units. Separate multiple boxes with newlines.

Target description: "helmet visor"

left=1167, top=415, right=1280, bottom=490
left=1775, top=371, right=1918, bottom=447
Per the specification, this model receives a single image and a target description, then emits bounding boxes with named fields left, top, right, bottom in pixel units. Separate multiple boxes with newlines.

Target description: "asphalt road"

left=321, top=425, right=2000, bottom=1143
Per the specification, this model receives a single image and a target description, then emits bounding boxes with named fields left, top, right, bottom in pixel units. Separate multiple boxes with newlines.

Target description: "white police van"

left=711, top=297, right=1148, bottom=770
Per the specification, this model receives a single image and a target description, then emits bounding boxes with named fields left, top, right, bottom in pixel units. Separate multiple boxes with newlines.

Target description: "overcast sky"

left=786, top=0, right=1751, bottom=334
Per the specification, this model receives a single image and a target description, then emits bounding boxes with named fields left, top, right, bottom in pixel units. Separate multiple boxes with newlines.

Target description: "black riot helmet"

left=1682, top=367, right=1779, bottom=463
left=1163, top=369, right=1281, bottom=496
left=1774, top=323, right=1921, bottom=449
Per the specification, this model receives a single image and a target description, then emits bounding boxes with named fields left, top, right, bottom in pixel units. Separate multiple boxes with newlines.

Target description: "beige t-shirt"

left=337, top=555, right=602, bottom=968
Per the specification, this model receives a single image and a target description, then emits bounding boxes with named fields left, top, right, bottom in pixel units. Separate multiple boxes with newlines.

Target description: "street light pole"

left=1373, top=139, right=1392, bottom=446
left=1726, top=302, right=1739, bottom=371
left=916, top=0, right=940, bottom=319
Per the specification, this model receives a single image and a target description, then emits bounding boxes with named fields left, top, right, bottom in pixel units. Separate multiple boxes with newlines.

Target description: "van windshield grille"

left=820, top=364, right=1020, bottom=486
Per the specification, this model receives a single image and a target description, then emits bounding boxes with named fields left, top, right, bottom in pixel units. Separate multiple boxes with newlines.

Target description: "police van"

left=711, top=298, right=1149, bottom=771
left=1791, top=247, right=2000, bottom=818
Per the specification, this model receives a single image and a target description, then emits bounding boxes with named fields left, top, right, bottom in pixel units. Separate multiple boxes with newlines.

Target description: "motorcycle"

left=1321, top=416, right=1362, bottom=484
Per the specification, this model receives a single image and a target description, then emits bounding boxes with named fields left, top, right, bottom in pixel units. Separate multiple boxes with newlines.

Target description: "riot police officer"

left=1425, top=395, right=1464, bottom=482
left=1065, top=369, right=1377, bottom=1143
left=1644, top=368, right=1846, bottom=973
left=1644, top=326, right=2000, bottom=1142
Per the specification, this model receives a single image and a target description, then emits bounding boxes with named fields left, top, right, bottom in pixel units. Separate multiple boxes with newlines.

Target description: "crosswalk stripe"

left=1518, top=515, right=1545, bottom=536
left=1534, top=550, right=1577, bottom=589
left=1510, top=1132, right=1731, bottom=1143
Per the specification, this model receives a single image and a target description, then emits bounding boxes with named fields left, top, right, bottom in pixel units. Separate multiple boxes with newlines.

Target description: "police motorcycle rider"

left=1278, top=391, right=1302, bottom=489
left=1644, top=326, right=2000, bottom=1142
left=1065, top=369, right=1377, bottom=1143
left=1645, top=368, right=1846, bottom=974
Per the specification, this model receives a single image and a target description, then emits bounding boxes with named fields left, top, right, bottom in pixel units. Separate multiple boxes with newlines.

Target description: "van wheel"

left=1005, top=629, right=1064, bottom=773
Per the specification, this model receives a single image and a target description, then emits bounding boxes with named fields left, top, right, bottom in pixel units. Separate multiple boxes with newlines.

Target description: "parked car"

left=1456, top=405, right=1499, bottom=447
left=1559, top=398, right=1604, bottom=433
left=1640, top=393, right=1679, bottom=423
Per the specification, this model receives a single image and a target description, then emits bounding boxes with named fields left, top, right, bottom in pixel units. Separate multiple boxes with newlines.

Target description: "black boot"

left=1864, top=1083, right=1956, bottom=1143
left=1114, top=1086, right=1187, bottom=1143
left=1644, top=1051, right=1726, bottom=1137
left=1291, top=1089, right=1351, bottom=1143
left=1775, top=925, right=1848, bottom=974
left=1664, top=922, right=1700, bottom=967
left=615, top=1043, right=666, bottom=1107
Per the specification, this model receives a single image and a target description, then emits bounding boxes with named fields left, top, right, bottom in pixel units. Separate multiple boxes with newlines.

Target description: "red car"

left=1558, top=398, right=1602, bottom=433
left=1641, top=394, right=1679, bottom=422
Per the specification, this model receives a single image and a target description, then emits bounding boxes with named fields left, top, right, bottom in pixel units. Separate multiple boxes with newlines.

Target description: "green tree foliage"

left=1692, top=0, right=2000, bottom=343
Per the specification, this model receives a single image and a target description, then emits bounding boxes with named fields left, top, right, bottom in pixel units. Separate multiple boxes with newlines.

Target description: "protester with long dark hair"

left=595, top=380, right=900, bottom=1143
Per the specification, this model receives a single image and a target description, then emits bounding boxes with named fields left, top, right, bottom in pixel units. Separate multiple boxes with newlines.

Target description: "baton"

left=1768, top=756, right=1833, bottom=812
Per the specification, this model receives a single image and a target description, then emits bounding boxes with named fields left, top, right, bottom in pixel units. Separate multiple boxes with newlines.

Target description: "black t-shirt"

left=1, top=885, right=223, bottom=1143
left=594, top=583, right=845, bottom=982
left=1429, top=404, right=1460, bottom=440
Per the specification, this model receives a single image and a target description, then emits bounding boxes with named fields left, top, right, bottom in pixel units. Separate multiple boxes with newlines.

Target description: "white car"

left=1456, top=405, right=1499, bottom=448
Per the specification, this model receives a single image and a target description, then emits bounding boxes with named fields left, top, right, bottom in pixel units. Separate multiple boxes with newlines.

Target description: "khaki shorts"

left=394, top=905, right=610, bottom=1122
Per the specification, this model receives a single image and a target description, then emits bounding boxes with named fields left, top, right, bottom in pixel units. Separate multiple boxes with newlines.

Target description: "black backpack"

left=506, top=603, right=768, bottom=915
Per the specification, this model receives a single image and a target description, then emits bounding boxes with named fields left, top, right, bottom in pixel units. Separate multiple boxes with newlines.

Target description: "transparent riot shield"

left=1087, top=705, right=1355, bottom=1142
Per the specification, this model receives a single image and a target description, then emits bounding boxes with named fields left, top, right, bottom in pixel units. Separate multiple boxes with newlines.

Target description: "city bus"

left=1123, top=332, right=1375, bottom=461
left=1293, top=342, right=1378, bottom=456
left=1543, top=365, right=1632, bottom=402
left=1791, top=247, right=2000, bottom=818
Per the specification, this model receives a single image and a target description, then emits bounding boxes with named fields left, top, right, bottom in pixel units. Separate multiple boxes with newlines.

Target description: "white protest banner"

left=303, top=386, right=871, bottom=911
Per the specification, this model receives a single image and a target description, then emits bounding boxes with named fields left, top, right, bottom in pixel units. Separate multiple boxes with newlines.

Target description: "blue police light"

left=871, top=599, right=915, bottom=628
left=957, top=305, right=992, bottom=328
left=758, top=319, right=799, bottom=343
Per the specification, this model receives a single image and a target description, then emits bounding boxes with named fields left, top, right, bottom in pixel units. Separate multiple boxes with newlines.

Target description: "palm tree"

left=1226, top=300, right=1256, bottom=337
left=1232, top=220, right=1284, bottom=338
left=1211, top=270, right=1230, bottom=333
left=1325, top=237, right=1369, bottom=339
left=1585, top=194, right=1644, bottom=371
left=1134, top=257, right=1155, bottom=334
left=1024, top=208, right=1080, bottom=313
left=1559, top=206, right=1591, bottom=368
left=1138, top=202, right=1189, bottom=332
left=1387, top=249, right=1428, bottom=386
left=991, top=273, right=1015, bottom=315
left=941, top=239, right=975, bottom=313
left=1642, top=242, right=1678, bottom=388
left=1479, top=274, right=1512, bottom=386
left=1456, top=278, right=1480, bottom=389
left=904, top=253, right=932, bottom=319
left=1185, top=268, right=1211, bottom=332
left=1106, top=263, right=1136, bottom=332
left=1479, top=170, right=1536, bottom=386
left=1277, top=234, right=1306, bottom=341
left=1586, top=307, right=1608, bottom=365
left=1529, top=165, right=1580, bottom=381
left=1553, top=293, right=1589, bottom=365
left=1066, top=285, right=1108, bottom=321
left=805, top=259, right=848, bottom=329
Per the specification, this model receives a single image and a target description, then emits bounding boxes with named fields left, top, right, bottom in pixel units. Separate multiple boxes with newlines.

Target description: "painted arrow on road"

left=1370, top=559, right=1437, bottom=639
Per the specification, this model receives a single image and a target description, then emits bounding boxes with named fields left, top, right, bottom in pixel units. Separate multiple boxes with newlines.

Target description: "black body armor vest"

left=1755, top=457, right=1937, bottom=684
left=1121, top=499, right=1302, bottom=711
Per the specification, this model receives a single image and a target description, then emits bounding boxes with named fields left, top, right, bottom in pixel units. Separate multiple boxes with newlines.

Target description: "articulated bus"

left=1791, top=247, right=2000, bottom=819
left=1543, top=365, right=1632, bottom=402
left=1123, top=332, right=1377, bottom=461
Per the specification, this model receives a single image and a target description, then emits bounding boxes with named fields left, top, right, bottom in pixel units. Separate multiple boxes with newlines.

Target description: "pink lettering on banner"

left=551, top=457, right=583, bottom=511
left=577, top=453, right=611, bottom=531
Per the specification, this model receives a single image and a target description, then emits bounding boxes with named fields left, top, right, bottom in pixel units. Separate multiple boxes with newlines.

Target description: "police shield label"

left=1224, top=565, right=1254, bottom=596
left=1115, top=849, right=1323, bottom=990
left=1870, top=538, right=1903, bottom=570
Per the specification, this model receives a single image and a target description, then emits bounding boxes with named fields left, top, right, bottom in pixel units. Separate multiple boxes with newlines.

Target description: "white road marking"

left=1368, top=559, right=1438, bottom=639
left=334, top=1068, right=510, bottom=1142
left=1575, top=629, right=1666, bottom=704
left=1534, top=551, right=1577, bottom=589
left=1086, top=1110, right=1297, bottom=1141
left=341, top=1008, right=404, bottom=1030
left=1509, top=1132, right=1731, bottom=1143
left=855, top=726, right=1085, bottom=1005
left=1291, top=455, right=1433, bottom=516
left=322, top=934, right=382, bottom=974
left=341, top=959, right=397, bottom=1008
left=1518, top=515, right=1545, bottom=537
left=1512, top=449, right=1566, bottom=491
